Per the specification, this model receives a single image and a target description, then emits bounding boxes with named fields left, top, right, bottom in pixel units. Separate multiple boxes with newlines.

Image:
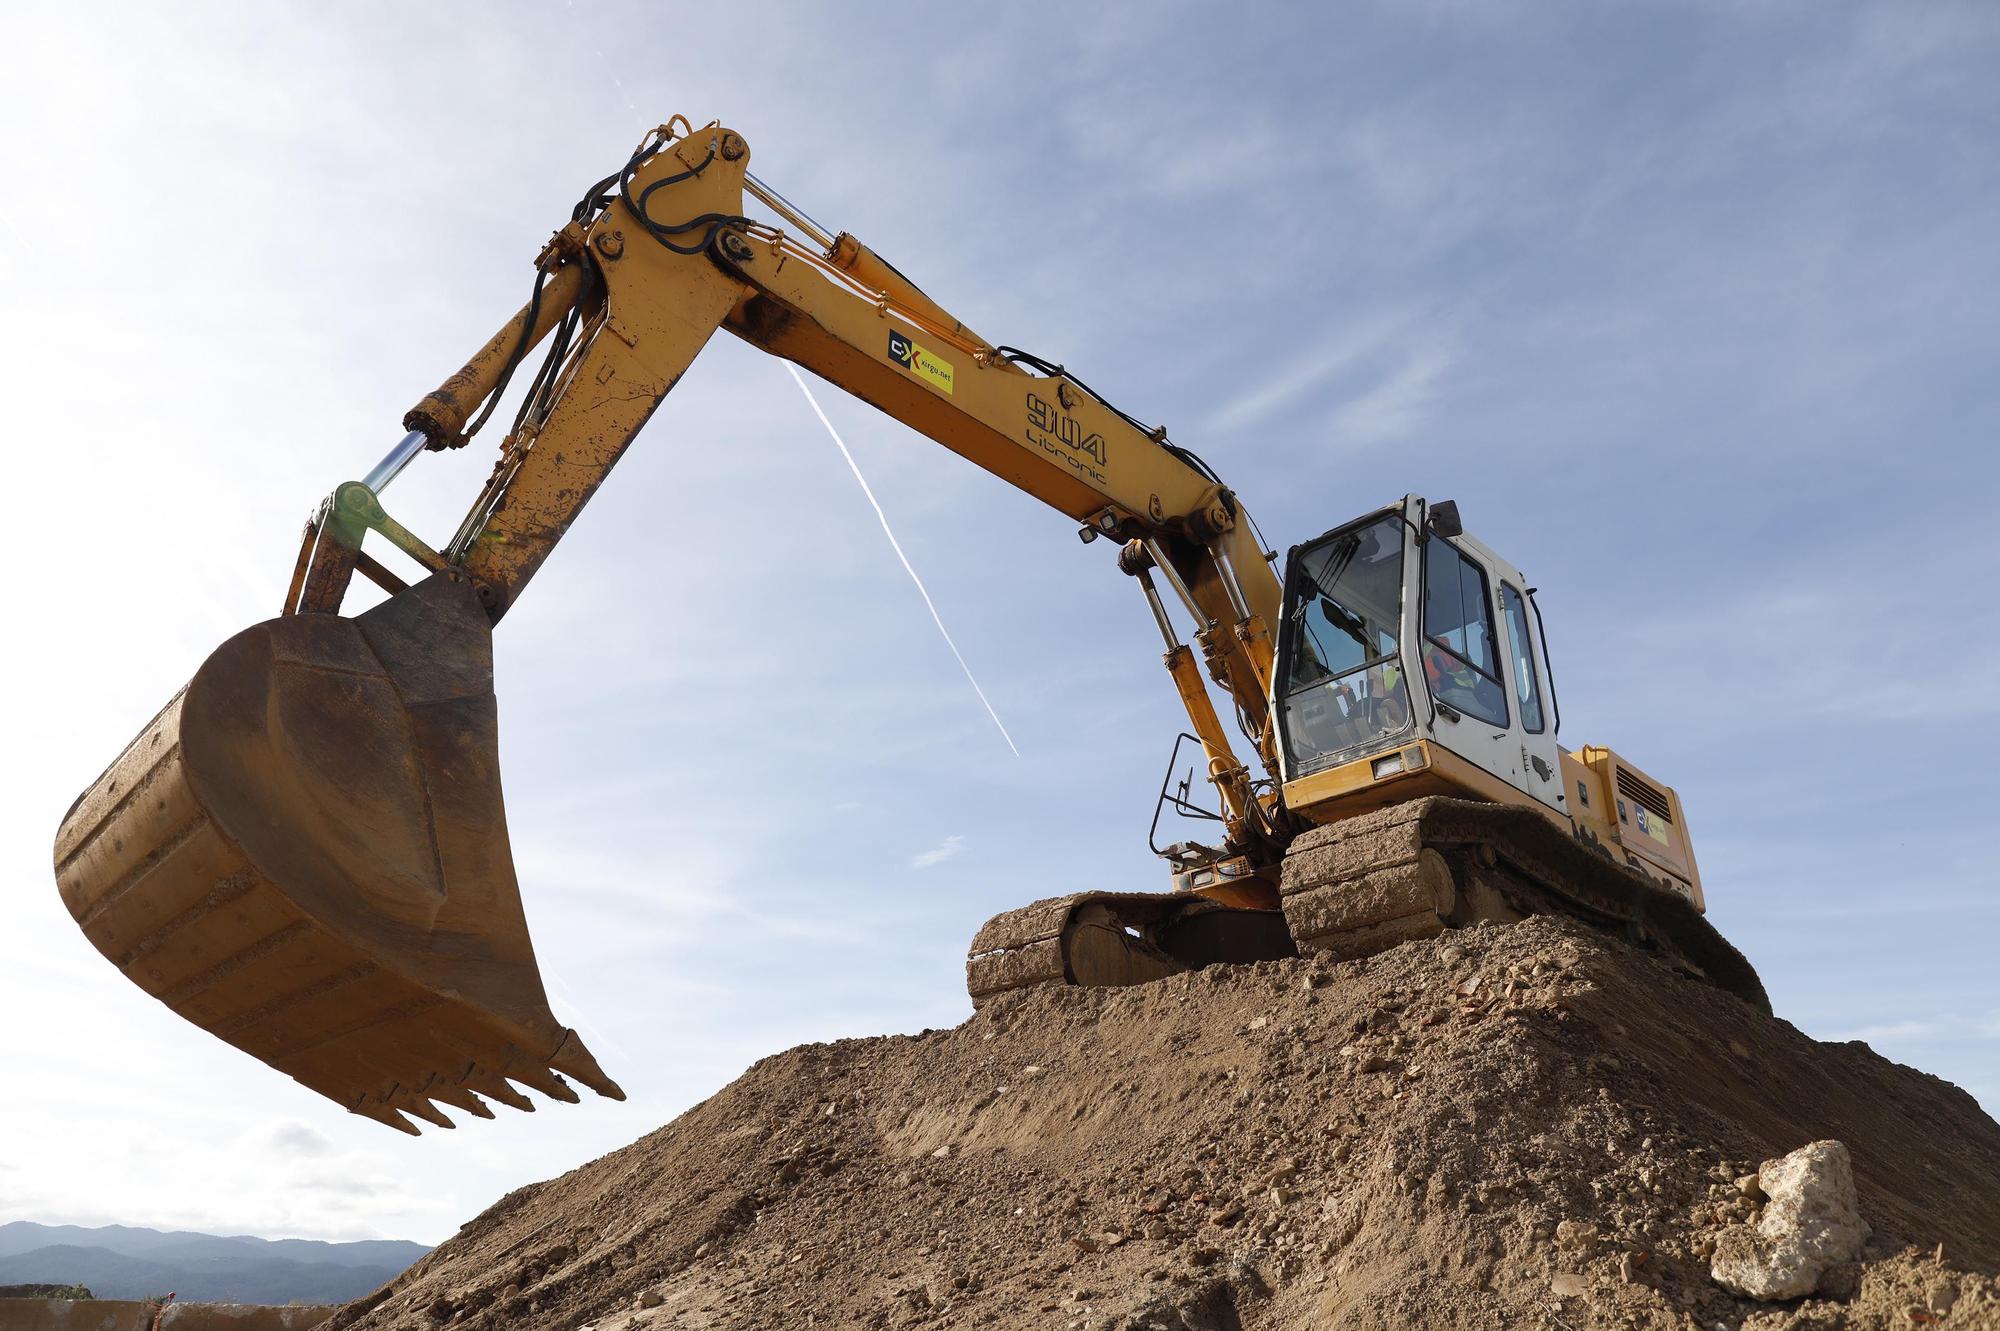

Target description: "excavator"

left=53, top=119, right=1764, bottom=1135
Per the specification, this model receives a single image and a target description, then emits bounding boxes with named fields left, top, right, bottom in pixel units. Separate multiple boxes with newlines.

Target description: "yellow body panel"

left=1562, top=746, right=1704, bottom=910
left=1284, top=740, right=1531, bottom=821
left=1283, top=739, right=1704, bottom=909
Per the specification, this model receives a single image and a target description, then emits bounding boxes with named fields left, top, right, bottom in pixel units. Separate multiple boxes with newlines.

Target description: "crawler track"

left=966, top=892, right=1293, bottom=1008
left=965, top=796, right=1767, bottom=1014
left=1279, top=797, right=1767, bottom=1012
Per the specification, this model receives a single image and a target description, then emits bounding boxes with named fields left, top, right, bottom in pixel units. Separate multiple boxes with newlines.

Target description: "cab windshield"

left=1278, top=514, right=1413, bottom=775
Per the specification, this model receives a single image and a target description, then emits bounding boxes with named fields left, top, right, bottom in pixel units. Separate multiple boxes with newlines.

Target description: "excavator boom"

left=55, top=121, right=1289, bottom=1130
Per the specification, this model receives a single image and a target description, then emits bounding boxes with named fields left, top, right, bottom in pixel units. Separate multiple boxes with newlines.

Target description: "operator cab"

left=1272, top=495, right=1566, bottom=824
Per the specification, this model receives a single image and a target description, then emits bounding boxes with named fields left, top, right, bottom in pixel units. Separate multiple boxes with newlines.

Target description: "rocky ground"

left=330, top=918, right=2000, bottom=1330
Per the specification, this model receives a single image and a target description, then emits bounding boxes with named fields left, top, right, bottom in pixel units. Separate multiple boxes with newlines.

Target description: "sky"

left=1, top=0, right=1995, bottom=1245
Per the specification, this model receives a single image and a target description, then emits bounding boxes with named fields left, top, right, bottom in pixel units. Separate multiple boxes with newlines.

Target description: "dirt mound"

left=331, top=918, right=2000, bottom=1330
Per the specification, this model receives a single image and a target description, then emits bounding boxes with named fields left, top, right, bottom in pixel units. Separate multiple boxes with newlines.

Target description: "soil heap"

left=331, top=917, right=2000, bottom=1330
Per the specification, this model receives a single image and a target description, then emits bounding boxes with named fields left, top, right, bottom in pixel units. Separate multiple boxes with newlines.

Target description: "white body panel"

left=1398, top=497, right=1566, bottom=814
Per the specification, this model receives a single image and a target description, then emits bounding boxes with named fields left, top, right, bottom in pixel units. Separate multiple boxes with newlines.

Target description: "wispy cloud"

left=1206, top=310, right=1458, bottom=446
left=1329, top=336, right=1457, bottom=444
left=1834, top=1012, right=2000, bottom=1046
left=911, top=835, right=965, bottom=870
left=1601, top=549, right=2000, bottom=742
left=1058, top=84, right=1296, bottom=204
left=263, top=1121, right=336, bottom=1159
left=1206, top=309, right=1420, bottom=433
left=0, top=1109, right=456, bottom=1241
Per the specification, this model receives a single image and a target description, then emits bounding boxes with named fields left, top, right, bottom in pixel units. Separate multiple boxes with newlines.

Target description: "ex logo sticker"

left=887, top=330, right=955, bottom=395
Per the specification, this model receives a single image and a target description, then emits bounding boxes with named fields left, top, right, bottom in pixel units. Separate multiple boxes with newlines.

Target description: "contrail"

left=785, top=363, right=1021, bottom=757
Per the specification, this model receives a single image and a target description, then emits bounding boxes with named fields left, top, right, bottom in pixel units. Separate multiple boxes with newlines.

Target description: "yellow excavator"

left=54, top=119, right=1763, bottom=1134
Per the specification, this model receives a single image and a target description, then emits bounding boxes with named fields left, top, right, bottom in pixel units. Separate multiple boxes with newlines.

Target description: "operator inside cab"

left=1279, top=515, right=1415, bottom=769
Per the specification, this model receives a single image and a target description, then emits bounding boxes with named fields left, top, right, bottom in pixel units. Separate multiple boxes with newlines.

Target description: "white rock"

left=1710, top=1140, right=1870, bottom=1301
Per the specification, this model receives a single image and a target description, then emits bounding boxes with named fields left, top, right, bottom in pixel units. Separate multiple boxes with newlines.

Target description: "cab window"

left=1422, top=541, right=1509, bottom=728
left=1276, top=515, right=1415, bottom=774
left=1500, top=583, right=1545, bottom=733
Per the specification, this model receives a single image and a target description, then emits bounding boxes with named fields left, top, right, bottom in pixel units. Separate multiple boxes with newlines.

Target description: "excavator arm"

left=354, top=120, right=1288, bottom=854
left=400, top=122, right=1282, bottom=779
left=53, top=121, right=1290, bottom=1132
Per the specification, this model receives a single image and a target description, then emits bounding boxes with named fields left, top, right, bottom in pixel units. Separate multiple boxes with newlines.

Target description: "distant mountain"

left=0, top=1222, right=428, bottom=1305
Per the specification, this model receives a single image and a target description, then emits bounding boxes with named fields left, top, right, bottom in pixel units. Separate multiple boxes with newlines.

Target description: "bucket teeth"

left=353, top=1103, right=421, bottom=1137
left=396, top=1095, right=456, bottom=1130
left=507, top=1059, right=582, bottom=1104
left=463, top=1069, right=535, bottom=1112
left=551, top=1033, right=626, bottom=1101
left=427, top=1080, right=496, bottom=1119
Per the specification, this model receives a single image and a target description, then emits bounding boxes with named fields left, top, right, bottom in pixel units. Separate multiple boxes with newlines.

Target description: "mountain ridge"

left=0, top=1221, right=428, bottom=1304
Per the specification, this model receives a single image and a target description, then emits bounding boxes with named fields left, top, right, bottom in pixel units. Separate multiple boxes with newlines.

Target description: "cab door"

left=1413, top=527, right=1564, bottom=813
left=1496, top=576, right=1565, bottom=815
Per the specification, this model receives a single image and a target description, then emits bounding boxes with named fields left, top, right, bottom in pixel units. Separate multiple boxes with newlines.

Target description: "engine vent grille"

left=1616, top=768, right=1672, bottom=823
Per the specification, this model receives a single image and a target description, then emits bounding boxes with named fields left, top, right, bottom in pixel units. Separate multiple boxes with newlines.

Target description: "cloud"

left=1599, top=544, right=2000, bottom=748
left=288, top=1171, right=402, bottom=1201
left=0, top=1108, right=457, bottom=1242
left=1834, top=1012, right=2000, bottom=1046
left=1057, top=76, right=1296, bottom=205
left=1206, top=309, right=1421, bottom=433
left=1328, top=337, right=1457, bottom=445
left=263, top=1121, right=336, bottom=1159
left=1205, top=310, right=1459, bottom=447
left=911, top=835, right=965, bottom=870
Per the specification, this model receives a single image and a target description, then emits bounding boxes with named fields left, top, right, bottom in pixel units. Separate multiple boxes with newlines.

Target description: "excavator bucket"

left=53, top=573, right=621, bottom=1133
